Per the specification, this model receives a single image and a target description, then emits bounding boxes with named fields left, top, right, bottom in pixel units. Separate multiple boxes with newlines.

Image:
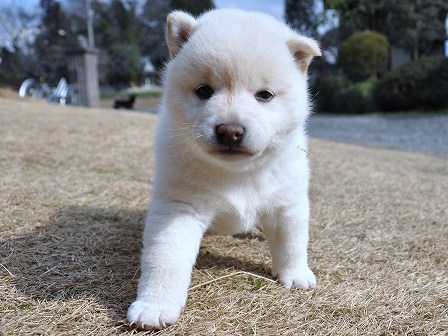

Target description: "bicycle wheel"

left=19, top=79, right=38, bottom=97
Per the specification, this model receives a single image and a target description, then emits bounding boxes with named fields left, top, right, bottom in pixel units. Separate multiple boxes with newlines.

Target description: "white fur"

left=128, top=9, right=320, bottom=330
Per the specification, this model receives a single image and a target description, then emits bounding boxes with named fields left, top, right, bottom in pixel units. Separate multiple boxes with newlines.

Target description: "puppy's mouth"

left=209, top=146, right=255, bottom=158
left=215, top=149, right=250, bottom=156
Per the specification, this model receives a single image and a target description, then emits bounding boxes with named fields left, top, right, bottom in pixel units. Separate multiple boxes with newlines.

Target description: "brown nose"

left=215, top=123, right=245, bottom=146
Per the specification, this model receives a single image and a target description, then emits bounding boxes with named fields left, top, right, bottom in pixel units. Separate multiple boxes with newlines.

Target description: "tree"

left=285, top=0, right=322, bottom=38
left=170, top=0, right=215, bottom=16
left=139, top=0, right=171, bottom=74
left=325, top=0, right=448, bottom=60
left=139, top=0, right=215, bottom=77
left=284, top=0, right=342, bottom=70
left=0, top=6, right=41, bottom=86
left=93, top=0, right=142, bottom=86
left=387, top=0, right=448, bottom=60
left=33, top=0, right=77, bottom=82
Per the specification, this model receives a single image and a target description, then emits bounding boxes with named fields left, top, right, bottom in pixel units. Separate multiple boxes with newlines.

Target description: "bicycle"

left=19, top=77, right=80, bottom=106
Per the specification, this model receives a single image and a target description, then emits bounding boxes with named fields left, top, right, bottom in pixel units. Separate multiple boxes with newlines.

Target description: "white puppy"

left=128, top=8, right=321, bottom=330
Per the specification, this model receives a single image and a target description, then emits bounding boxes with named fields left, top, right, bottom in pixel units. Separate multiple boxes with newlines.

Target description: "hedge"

left=376, top=56, right=448, bottom=111
left=314, top=76, right=377, bottom=114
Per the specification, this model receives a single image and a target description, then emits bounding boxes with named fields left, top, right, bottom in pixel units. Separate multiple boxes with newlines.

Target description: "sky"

left=1, top=0, right=285, bottom=19
left=215, top=0, right=284, bottom=20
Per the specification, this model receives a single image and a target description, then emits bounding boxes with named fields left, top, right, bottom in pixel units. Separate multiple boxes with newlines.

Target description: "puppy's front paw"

left=127, top=300, right=182, bottom=330
left=276, top=266, right=316, bottom=290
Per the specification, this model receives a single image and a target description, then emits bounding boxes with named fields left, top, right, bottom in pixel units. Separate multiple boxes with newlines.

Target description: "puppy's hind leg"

left=127, top=200, right=207, bottom=330
left=262, top=199, right=316, bottom=290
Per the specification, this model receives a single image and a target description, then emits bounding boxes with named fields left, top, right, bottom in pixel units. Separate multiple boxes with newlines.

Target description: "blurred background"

left=0, top=0, right=447, bottom=114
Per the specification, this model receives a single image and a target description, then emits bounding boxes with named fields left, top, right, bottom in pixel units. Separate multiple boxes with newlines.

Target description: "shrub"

left=334, top=79, right=378, bottom=114
left=314, top=76, right=377, bottom=114
left=376, top=57, right=448, bottom=111
left=313, top=75, right=351, bottom=112
left=338, top=31, right=389, bottom=82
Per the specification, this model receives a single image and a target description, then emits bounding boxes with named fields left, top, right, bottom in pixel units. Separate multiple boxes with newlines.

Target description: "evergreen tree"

left=93, top=0, right=142, bottom=86
left=139, top=0, right=215, bottom=77
left=139, top=0, right=171, bottom=74
left=170, top=0, right=215, bottom=16
left=0, top=6, right=40, bottom=86
left=33, top=0, right=77, bottom=82
left=285, top=0, right=322, bottom=38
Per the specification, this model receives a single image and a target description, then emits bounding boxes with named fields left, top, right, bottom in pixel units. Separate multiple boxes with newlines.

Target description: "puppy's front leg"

left=127, top=201, right=206, bottom=330
left=263, top=199, right=316, bottom=290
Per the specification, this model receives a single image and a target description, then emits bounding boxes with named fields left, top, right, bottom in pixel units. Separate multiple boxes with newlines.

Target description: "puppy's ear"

left=166, top=11, right=198, bottom=59
left=287, top=36, right=321, bottom=73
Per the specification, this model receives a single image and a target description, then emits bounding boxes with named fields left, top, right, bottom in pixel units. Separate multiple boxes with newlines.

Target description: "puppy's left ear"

left=167, top=11, right=198, bottom=59
left=287, top=36, right=321, bottom=73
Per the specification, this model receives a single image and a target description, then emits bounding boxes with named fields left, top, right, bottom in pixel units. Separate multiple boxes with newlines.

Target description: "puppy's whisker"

left=172, top=121, right=194, bottom=128
left=167, top=140, right=188, bottom=149
left=175, top=120, right=194, bottom=125
left=165, top=134, right=186, bottom=140
left=296, top=145, right=308, bottom=153
left=181, top=134, right=208, bottom=157
left=193, top=133, right=205, bottom=140
left=167, top=126, right=193, bottom=131
left=182, top=142, right=195, bottom=157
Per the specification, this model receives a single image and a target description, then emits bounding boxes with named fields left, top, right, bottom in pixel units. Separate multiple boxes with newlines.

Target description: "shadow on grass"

left=1, top=206, right=270, bottom=327
left=196, top=232, right=271, bottom=278
left=196, top=250, right=271, bottom=279
left=1, top=206, right=145, bottom=327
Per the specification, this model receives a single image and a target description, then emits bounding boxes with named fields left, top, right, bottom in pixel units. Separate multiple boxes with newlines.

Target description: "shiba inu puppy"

left=128, top=8, right=321, bottom=330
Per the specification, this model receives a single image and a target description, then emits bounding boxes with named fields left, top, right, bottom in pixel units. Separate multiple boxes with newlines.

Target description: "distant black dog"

left=114, top=95, right=136, bottom=109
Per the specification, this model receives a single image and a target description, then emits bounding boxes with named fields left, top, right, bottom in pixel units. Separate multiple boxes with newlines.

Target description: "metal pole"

left=85, top=0, right=94, bottom=48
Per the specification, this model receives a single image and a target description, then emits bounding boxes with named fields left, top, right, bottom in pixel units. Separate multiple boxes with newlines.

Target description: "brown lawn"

left=1, top=95, right=447, bottom=335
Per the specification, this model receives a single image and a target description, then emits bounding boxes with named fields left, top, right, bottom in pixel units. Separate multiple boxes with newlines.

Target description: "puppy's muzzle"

left=215, top=123, right=245, bottom=147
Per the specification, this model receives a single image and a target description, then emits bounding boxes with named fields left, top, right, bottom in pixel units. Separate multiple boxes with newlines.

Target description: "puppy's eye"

left=195, top=85, right=214, bottom=100
left=255, top=90, right=275, bottom=102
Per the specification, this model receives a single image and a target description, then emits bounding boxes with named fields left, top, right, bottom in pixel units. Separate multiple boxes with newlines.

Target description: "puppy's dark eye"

left=195, top=85, right=214, bottom=100
left=255, top=90, right=275, bottom=102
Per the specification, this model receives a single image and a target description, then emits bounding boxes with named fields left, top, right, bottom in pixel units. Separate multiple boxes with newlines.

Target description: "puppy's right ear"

left=166, top=11, right=198, bottom=59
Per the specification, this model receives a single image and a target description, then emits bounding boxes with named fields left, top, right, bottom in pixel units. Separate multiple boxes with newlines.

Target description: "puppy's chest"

left=209, top=188, right=272, bottom=235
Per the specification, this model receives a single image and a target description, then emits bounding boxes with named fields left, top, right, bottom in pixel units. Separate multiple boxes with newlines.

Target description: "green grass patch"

left=0, top=303, right=32, bottom=312
left=100, top=87, right=162, bottom=99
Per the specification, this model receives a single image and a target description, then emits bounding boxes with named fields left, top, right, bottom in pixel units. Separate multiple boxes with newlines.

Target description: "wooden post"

left=67, top=48, right=100, bottom=107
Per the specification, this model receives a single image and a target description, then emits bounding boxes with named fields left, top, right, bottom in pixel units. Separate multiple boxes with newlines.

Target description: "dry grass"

left=1, top=97, right=447, bottom=335
left=0, top=87, right=21, bottom=99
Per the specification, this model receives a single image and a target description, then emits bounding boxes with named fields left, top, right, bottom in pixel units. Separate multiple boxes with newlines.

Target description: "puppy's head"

left=163, top=9, right=320, bottom=170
